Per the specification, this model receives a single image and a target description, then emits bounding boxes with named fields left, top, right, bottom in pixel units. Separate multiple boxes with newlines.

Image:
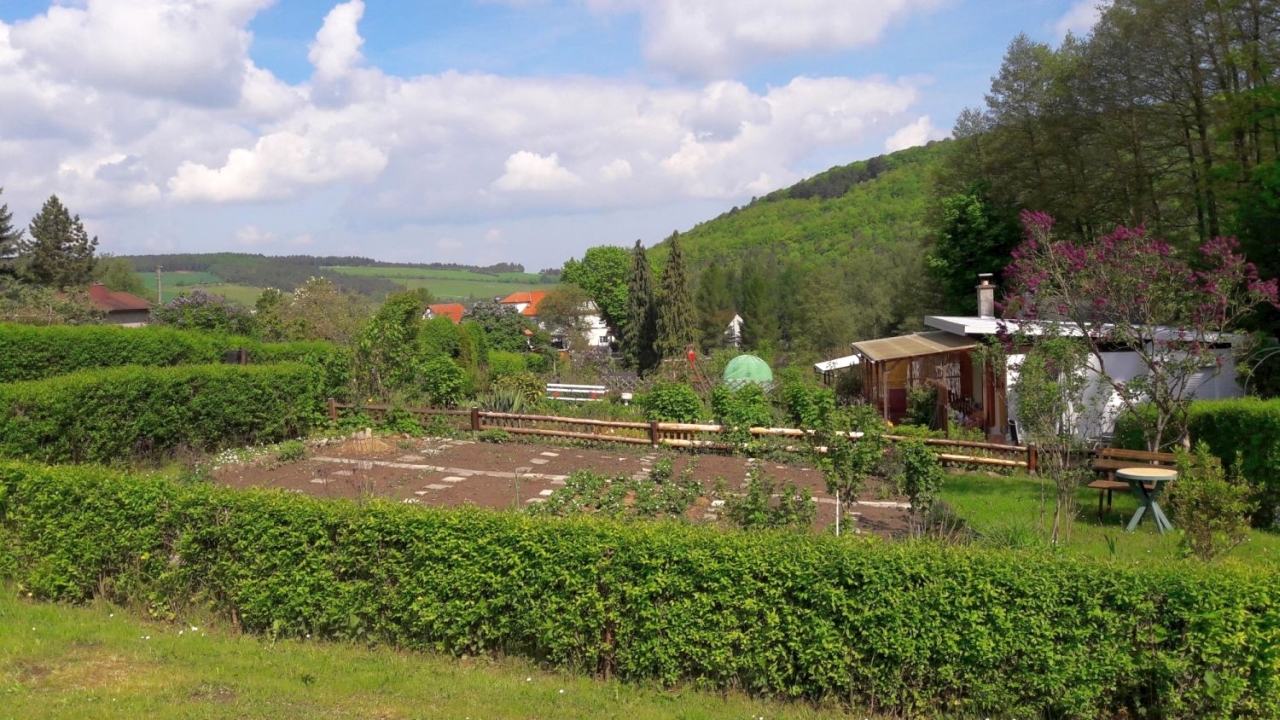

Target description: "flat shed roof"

left=852, top=331, right=977, bottom=363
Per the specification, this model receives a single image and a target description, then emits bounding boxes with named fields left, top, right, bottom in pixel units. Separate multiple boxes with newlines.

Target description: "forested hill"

left=650, top=140, right=947, bottom=268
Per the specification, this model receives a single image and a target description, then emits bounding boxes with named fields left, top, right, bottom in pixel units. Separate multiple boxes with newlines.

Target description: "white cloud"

left=236, top=224, right=277, bottom=246
left=0, top=0, right=937, bottom=258
left=883, top=115, right=948, bottom=152
left=1054, top=0, right=1109, bottom=40
left=310, top=0, right=365, bottom=79
left=10, top=0, right=272, bottom=105
left=493, top=151, right=583, bottom=192
left=168, top=132, right=389, bottom=203
left=583, top=0, right=941, bottom=77
left=484, top=228, right=505, bottom=245
left=599, top=159, right=633, bottom=182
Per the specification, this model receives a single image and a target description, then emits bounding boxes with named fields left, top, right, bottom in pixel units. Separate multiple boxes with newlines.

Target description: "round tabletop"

left=1116, top=467, right=1177, bottom=482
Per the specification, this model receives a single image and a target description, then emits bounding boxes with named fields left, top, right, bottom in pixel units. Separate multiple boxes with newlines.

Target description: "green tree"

left=624, top=240, right=659, bottom=373
left=656, top=233, right=697, bottom=358
left=537, top=283, right=594, bottom=351
left=695, top=263, right=735, bottom=352
left=0, top=187, right=22, bottom=272
left=738, top=260, right=778, bottom=350
left=561, top=245, right=629, bottom=338
left=927, top=184, right=1022, bottom=314
left=93, top=255, right=154, bottom=300
left=20, top=195, right=98, bottom=288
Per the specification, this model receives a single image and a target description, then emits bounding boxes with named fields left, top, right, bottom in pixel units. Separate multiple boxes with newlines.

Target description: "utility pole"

left=156, top=265, right=163, bottom=304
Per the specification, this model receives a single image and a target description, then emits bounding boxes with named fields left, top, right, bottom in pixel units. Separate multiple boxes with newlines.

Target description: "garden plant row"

left=0, top=462, right=1274, bottom=719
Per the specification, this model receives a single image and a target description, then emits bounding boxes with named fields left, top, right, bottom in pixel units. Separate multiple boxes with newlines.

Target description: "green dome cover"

left=722, top=354, right=773, bottom=388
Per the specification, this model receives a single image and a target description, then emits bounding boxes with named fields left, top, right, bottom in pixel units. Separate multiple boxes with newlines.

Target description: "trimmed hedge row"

left=0, top=323, right=350, bottom=396
left=1, top=463, right=1275, bottom=718
left=0, top=363, right=324, bottom=463
left=1115, top=399, right=1280, bottom=526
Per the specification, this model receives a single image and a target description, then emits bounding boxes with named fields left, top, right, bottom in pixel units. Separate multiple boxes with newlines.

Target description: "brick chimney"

left=976, top=274, right=994, bottom=318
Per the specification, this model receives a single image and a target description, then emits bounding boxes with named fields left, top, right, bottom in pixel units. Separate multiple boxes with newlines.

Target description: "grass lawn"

left=0, top=589, right=860, bottom=720
left=940, top=473, right=1280, bottom=566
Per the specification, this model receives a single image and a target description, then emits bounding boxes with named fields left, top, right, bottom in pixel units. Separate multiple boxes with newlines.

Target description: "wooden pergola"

left=852, top=331, right=1003, bottom=434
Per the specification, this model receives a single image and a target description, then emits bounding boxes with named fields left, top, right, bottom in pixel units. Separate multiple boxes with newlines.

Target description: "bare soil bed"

left=214, top=435, right=911, bottom=536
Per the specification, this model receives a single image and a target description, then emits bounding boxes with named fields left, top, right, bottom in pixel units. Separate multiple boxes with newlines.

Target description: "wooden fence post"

left=649, top=420, right=660, bottom=447
left=471, top=406, right=481, bottom=432
left=327, top=397, right=338, bottom=422
left=1027, top=444, right=1038, bottom=474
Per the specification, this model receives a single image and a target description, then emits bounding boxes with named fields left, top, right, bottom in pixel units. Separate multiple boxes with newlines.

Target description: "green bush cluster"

left=1115, top=398, right=1280, bottom=526
left=0, top=463, right=1275, bottom=718
left=0, top=323, right=351, bottom=398
left=641, top=382, right=703, bottom=422
left=0, top=363, right=323, bottom=464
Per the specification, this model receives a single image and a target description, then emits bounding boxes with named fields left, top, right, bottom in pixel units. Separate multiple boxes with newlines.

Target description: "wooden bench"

left=545, top=383, right=609, bottom=402
left=1088, top=447, right=1181, bottom=519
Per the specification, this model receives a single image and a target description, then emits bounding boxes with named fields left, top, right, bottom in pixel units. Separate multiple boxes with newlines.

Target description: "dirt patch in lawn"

left=213, top=436, right=911, bottom=536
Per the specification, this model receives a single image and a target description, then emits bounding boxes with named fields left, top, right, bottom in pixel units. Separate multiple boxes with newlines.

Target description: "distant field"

left=391, top=277, right=552, bottom=301
left=134, top=271, right=221, bottom=291
left=324, top=266, right=543, bottom=283
left=199, top=284, right=264, bottom=306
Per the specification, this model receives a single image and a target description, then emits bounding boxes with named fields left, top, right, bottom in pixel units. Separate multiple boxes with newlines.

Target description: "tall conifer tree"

left=624, top=240, right=659, bottom=373
left=0, top=188, right=21, bottom=273
left=695, top=263, right=735, bottom=352
left=656, top=232, right=697, bottom=358
left=21, top=195, right=98, bottom=288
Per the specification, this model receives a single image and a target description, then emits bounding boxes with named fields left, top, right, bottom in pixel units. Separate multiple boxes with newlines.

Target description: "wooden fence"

left=327, top=400, right=1036, bottom=471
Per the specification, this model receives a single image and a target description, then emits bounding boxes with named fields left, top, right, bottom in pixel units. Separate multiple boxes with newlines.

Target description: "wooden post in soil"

left=327, top=397, right=338, bottom=422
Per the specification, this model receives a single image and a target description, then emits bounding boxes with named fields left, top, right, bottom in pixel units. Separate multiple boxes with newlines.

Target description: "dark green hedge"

left=1, top=463, right=1275, bottom=718
left=0, top=323, right=350, bottom=397
left=1115, top=399, right=1280, bottom=526
left=0, top=364, right=323, bottom=463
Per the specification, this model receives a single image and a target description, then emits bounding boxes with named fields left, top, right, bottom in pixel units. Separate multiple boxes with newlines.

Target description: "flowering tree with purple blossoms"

left=150, top=289, right=256, bottom=337
left=1002, top=212, right=1280, bottom=451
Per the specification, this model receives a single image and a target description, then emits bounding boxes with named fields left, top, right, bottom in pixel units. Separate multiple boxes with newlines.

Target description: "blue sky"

left=0, top=0, right=1103, bottom=268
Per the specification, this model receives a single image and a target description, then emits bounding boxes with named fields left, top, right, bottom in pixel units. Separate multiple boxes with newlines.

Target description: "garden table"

left=1116, top=467, right=1176, bottom=534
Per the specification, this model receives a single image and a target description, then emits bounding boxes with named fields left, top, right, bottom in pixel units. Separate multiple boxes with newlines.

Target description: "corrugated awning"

left=852, top=331, right=977, bottom=363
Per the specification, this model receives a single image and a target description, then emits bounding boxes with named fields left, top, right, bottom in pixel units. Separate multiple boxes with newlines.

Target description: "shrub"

left=0, top=363, right=323, bottom=464
left=781, top=381, right=836, bottom=429
left=487, top=351, right=528, bottom=379
left=1168, top=443, right=1257, bottom=562
left=274, top=440, right=308, bottom=464
left=150, top=289, right=256, bottom=335
left=0, top=323, right=351, bottom=398
left=895, top=439, right=946, bottom=533
left=641, top=382, right=703, bottom=422
left=905, top=384, right=937, bottom=427
left=3, top=464, right=1274, bottom=717
left=1115, top=398, right=1280, bottom=526
left=492, top=371, right=544, bottom=405
left=420, top=356, right=470, bottom=408
left=477, top=428, right=512, bottom=444
left=721, top=468, right=815, bottom=531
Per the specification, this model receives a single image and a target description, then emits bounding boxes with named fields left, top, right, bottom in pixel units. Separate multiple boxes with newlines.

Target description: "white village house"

left=498, top=291, right=612, bottom=348
left=851, top=277, right=1244, bottom=443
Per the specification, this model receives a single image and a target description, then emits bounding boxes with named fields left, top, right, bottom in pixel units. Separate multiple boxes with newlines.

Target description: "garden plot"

left=213, top=436, right=912, bottom=535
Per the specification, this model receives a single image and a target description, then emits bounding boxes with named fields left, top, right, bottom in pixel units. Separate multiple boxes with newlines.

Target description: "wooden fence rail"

left=327, top=400, right=1036, bottom=471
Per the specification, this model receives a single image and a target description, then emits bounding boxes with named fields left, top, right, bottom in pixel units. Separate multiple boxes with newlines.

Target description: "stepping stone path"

left=332, top=470, right=353, bottom=476
left=530, top=458, right=549, bottom=465
left=538, top=489, right=554, bottom=496
left=423, top=484, right=450, bottom=491
left=398, top=455, right=424, bottom=462
left=309, top=478, right=331, bottom=485
left=540, top=452, right=559, bottom=457
left=525, top=498, right=545, bottom=504
left=514, top=466, right=533, bottom=473
left=441, top=476, right=466, bottom=483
